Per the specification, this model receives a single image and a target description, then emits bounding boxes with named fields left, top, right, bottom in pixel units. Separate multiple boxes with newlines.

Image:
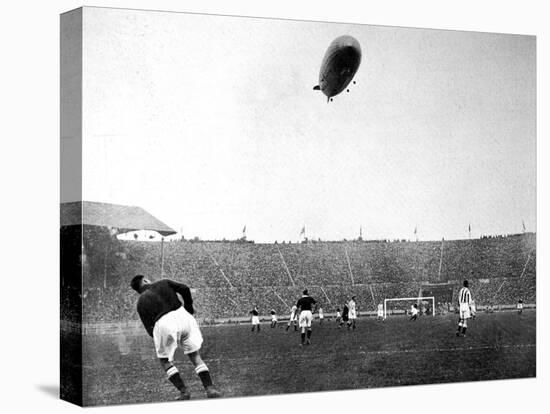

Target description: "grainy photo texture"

left=60, top=7, right=536, bottom=407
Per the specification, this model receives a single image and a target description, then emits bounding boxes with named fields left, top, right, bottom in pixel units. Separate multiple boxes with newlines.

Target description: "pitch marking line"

left=81, top=343, right=535, bottom=369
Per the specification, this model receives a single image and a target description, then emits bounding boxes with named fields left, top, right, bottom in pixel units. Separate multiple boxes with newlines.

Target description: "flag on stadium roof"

left=60, top=201, right=177, bottom=236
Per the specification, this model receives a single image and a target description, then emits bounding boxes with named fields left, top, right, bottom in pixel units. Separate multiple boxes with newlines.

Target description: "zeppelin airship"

left=313, top=35, right=362, bottom=102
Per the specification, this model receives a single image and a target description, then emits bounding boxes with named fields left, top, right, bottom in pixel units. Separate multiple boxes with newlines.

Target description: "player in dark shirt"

left=335, top=307, right=342, bottom=327
left=131, top=275, right=221, bottom=400
left=296, top=289, right=317, bottom=346
left=135, top=278, right=195, bottom=337
left=342, top=303, right=349, bottom=326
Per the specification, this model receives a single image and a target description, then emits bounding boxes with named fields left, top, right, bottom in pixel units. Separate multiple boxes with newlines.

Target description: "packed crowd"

left=74, top=232, right=535, bottom=323
left=79, top=277, right=535, bottom=323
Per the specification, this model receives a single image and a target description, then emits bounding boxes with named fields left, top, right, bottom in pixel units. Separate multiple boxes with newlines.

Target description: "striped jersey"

left=458, top=287, right=472, bottom=305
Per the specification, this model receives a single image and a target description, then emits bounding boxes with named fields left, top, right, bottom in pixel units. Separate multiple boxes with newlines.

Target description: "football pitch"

left=81, top=310, right=536, bottom=406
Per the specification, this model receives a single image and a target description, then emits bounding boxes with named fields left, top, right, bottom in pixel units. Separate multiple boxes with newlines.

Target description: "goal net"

left=384, top=296, right=435, bottom=319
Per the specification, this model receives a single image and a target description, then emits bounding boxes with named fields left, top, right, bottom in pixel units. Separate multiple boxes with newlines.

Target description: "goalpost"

left=384, top=296, right=435, bottom=319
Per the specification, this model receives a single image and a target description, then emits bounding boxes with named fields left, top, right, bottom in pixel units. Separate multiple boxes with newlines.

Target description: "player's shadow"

left=36, top=384, right=59, bottom=399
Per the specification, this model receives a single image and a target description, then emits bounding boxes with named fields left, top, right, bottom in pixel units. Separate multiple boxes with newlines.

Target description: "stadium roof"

left=60, top=201, right=177, bottom=236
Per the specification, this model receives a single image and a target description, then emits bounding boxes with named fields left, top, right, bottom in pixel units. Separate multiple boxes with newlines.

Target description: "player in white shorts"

left=377, top=303, right=384, bottom=320
left=517, top=299, right=523, bottom=314
left=250, top=306, right=261, bottom=332
left=296, top=289, right=317, bottom=346
left=131, top=275, right=221, bottom=400
left=153, top=307, right=204, bottom=358
left=335, top=308, right=342, bottom=327
left=456, top=279, right=473, bottom=337
left=286, top=305, right=298, bottom=331
left=347, top=296, right=357, bottom=330
left=270, top=309, right=278, bottom=328
left=409, top=303, right=419, bottom=321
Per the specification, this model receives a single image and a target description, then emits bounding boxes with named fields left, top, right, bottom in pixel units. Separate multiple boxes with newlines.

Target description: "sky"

left=80, top=7, right=536, bottom=243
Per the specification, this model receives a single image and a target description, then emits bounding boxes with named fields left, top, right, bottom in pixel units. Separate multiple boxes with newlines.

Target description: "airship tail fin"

left=313, top=85, right=320, bottom=90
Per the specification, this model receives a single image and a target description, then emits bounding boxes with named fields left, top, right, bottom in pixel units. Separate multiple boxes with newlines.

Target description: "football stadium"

left=59, top=8, right=536, bottom=407
left=61, top=208, right=536, bottom=405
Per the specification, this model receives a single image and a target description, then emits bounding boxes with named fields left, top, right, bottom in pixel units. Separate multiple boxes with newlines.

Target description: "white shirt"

left=290, top=305, right=297, bottom=318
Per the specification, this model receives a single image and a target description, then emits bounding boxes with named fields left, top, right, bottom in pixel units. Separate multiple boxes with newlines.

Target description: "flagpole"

left=299, top=225, right=306, bottom=242
left=160, top=236, right=165, bottom=277
left=438, top=238, right=444, bottom=281
left=103, top=241, right=110, bottom=289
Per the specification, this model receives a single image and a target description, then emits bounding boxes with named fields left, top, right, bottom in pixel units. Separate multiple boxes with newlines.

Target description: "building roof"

left=60, top=201, right=176, bottom=236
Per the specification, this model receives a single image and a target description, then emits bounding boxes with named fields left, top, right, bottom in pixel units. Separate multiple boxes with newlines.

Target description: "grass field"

left=81, top=310, right=536, bottom=406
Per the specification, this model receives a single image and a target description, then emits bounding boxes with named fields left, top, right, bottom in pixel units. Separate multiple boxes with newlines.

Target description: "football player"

left=347, top=296, right=357, bottom=330
left=286, top=305, right=299, bottom=331
left=456, top=280, right=473, bottom=337
left=270, top=309, right=278, bottom=328
left=296, top=289, right=317, bottom=345
left=409, top=303, right=419, bottom=321
left=250, top=306, right=261, bottom=332
left=130, top=275, right=221, bottom=400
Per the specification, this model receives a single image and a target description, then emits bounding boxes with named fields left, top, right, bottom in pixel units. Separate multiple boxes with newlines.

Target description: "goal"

left=384, top=296, right=435, bottom=319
